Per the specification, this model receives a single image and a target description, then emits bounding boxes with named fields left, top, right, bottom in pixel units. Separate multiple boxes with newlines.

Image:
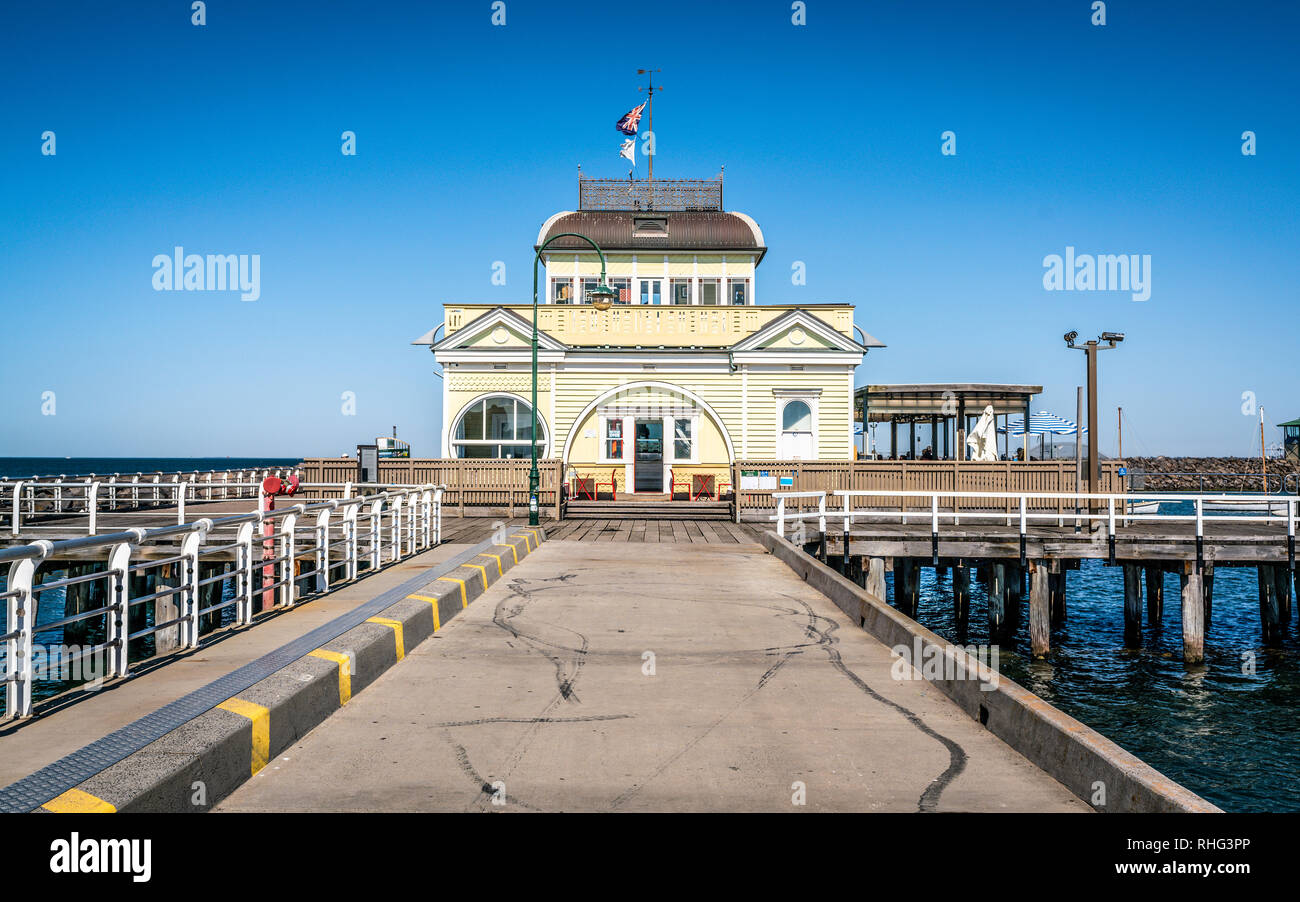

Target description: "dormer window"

left=633, top=217, right=668, bottom=237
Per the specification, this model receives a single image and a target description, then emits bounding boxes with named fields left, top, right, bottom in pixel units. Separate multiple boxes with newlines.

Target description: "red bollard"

left=260, top=475, right=299, bottom=612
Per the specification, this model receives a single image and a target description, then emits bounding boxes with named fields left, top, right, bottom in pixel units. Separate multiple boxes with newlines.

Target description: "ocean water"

left=0, top=457, right=302, bottom=480
left=883, top=501, right=1299, bottom=813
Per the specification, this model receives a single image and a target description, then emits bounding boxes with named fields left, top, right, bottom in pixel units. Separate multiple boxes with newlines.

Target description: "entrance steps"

left=564, top=500, right=732, bottom=521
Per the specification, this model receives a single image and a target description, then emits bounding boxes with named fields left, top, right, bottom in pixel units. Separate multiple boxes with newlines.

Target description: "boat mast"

left=1118, top=406, right=1123, bottom=459
left=1259, top=406, right=1268, bottom=493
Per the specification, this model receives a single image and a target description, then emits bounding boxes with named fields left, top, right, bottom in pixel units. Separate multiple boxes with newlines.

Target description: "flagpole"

left=637, top=68, right=660, bottom=183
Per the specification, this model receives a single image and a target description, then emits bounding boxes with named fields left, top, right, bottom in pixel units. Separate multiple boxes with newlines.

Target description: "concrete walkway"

left=218, top=539, right=1088, bottom=812
left=0, top=536, right=492, bottom=788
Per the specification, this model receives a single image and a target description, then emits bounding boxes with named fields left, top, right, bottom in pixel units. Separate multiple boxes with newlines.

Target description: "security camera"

left=1100, top=332, right=1125, bottom=343
left=1063, top=331, right=1078, bottom=345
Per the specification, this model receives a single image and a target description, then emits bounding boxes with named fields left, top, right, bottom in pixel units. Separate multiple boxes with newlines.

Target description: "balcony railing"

left=578, top=176, right=722, bottom=212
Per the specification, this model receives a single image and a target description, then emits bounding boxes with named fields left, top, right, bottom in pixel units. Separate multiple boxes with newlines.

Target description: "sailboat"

left=1116, top=408, right=1161, bottom=514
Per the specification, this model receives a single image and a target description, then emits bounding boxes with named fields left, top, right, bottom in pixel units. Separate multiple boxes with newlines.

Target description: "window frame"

left=450, top=393, right=548, bottom=459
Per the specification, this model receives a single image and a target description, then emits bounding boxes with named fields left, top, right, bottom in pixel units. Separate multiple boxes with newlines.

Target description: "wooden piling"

left=1180, top=565, right=1205, bottom=664
left=1049, top=570, right=1067, bottom=625
left=155, top=562, right=182, bottom=654
left=865, top=557, right=887, bottom=602
left=1123, top=563, right=1142, bottom=647
left=1275, top=564, right=1293, bottom=623
left=1202, top=565, right=1214, bottom=627
left=1144, top=565, right=1164, bottom=625
left=1259, top=565, right=1284, bottom=646
left=1006, top=564, right=1024, bottom=631
left=988, top=562, right=1012, bottom=644
left=1030, top=561, right=1050, bottom=656
left=894, top=559, right=919, bottom=618
left=953, top=564, right=970, bottom=627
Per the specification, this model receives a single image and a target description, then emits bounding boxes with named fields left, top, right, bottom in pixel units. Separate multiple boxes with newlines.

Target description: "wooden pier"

left=780, top=489, right=1297, bottom=665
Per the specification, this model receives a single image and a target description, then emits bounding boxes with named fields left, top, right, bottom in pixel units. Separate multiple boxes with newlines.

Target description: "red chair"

left=691, top=474, right=716, bottom=501
left=597, top=468, right=619, bottom=500
left=572, top=475, right=596, bottom=500
left=668, top=467, right=691, bottom=501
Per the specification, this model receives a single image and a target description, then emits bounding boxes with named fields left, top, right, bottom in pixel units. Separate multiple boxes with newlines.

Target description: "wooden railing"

left=731, top=460, right=1126, bottom=515
left=297, top=458, right=562, bottom=517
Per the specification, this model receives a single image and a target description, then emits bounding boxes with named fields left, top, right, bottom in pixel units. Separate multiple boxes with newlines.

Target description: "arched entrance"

left=562, top=382, right=735, bottom=495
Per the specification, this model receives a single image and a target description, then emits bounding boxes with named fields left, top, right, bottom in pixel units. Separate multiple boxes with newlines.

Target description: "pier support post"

left=1123, top=563, right=1142, bottom=647
left=1180, top=566, right=1205, bottom=664
left=1007, top=564, right=1024, bottom=631
left=866, top=557, right=887, bottom=601
left=1275, top=564, right=1293, bottom=623
left=155, top=562, right=181, bottom=654
left=988, top=562, right=1013, bottom=645
left=1259, top=565, right=1285, bottom=646
left=894, top=559, right=919, bottom=618
left=1202, top=565, right=1214, bottom=627
left=1145, top=565, right=1164, bottom=626
left=1029, top=561, right=1050, bottom=657
left=953, top=563, right=970, bottom=628
left=1049, top=568, right=1067, bottom=625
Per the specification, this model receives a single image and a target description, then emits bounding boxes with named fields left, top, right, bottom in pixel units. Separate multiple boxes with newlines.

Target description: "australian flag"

left=615, top=101, right=647, bottom=135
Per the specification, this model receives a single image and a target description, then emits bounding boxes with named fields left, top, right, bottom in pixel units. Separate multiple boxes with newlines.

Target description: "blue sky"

left=1, top=0, right=1295, bottom=458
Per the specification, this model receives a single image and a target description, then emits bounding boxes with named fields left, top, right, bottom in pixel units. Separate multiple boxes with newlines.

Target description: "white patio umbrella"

left=966, top=405, right=999, bottom=461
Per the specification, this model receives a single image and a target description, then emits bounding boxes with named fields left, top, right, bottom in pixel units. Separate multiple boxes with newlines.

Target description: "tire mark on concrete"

left=778, top=593, right=967, bottom=812
left=433, top=714, right=631, bottom=728
left=445, top=733, right=544, bottom=812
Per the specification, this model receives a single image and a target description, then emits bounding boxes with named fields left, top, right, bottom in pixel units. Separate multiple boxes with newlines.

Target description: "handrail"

left=1, top=484, right=445, bottom=720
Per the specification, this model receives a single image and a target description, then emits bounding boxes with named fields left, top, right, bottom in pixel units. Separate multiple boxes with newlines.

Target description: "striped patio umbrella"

left=997, top=411, right=1087, bottom=459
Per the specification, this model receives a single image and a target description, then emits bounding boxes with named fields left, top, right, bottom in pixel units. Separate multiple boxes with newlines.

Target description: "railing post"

left=152, top=474, right=161, bottom=503
left=5, top=549, right=44, bottom=718
left=87, top=481, right=101, bottom=536
left=343, top=501, right=359, bottom=581
left=236, top=521, right=255, bottom=625
left=177, top=481, right=189, bottom=525
left=369, top=499, right=384, bottom=569
left=391, top=495, right=404, bottom=561
left=776, top=496, right=786, bottom=538
left=107, top=475, right=117, bottom=511
left=817, top=492, right=826, bottom=536
left=315, top=506, right=332, bottom=593
left=1107, top=496, right=1116, bottom=566
left=180, top=523, right=209, bottom=649
left=434, top=486, right=444, bottom=545
left=280, top=508, right=300, bottom=607
left=131, top=474, right=140, bottom=508
left=11, top=480, right=24, bottom=535
left=934, top=493, right=943, bottom=566
left=107, top=538, right=134, bottom=678
left=842, top=492, right=852, bottom=534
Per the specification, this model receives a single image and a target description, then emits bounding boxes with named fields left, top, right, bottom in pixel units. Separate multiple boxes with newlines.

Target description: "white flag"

left=619, top=138, right=635, bottom=166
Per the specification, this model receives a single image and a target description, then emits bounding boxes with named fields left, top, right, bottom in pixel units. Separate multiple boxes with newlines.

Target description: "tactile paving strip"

left=0, top=536, right=511, bottom=812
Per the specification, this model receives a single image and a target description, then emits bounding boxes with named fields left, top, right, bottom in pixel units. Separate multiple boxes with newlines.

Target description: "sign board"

left=1118, top=467, right=1127, bottom=476
left=357, top=444, right=379, bottom=485
left=778, top=476, right=794, bottom=487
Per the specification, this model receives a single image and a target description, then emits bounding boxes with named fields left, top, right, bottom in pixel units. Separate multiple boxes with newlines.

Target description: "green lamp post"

left=530, top=233, right=618, bottom=525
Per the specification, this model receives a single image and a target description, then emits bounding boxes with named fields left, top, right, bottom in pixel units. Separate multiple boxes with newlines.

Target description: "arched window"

left=452, top=395, right=547, bottom=459
left=779, top=399, right=814, bottom=460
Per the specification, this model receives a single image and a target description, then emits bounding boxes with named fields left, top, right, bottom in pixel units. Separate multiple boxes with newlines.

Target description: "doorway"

left=634, top=419, right=664, bottom=492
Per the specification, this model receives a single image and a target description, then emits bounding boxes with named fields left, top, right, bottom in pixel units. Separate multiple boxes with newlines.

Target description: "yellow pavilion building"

left=413, top=175, right=883, bottom=496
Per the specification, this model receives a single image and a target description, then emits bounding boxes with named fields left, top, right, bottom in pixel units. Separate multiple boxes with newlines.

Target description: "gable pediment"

left=730, top=309, right=877, bottom=354
left=432, top=306, right=567, bottom=352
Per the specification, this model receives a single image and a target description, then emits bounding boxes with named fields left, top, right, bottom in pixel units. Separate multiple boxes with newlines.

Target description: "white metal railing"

left=0, top=484, right=444, bottom=720
left=0, top=469, right=313, bottom=535
left=771, top=489, right=1299, bottom=571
